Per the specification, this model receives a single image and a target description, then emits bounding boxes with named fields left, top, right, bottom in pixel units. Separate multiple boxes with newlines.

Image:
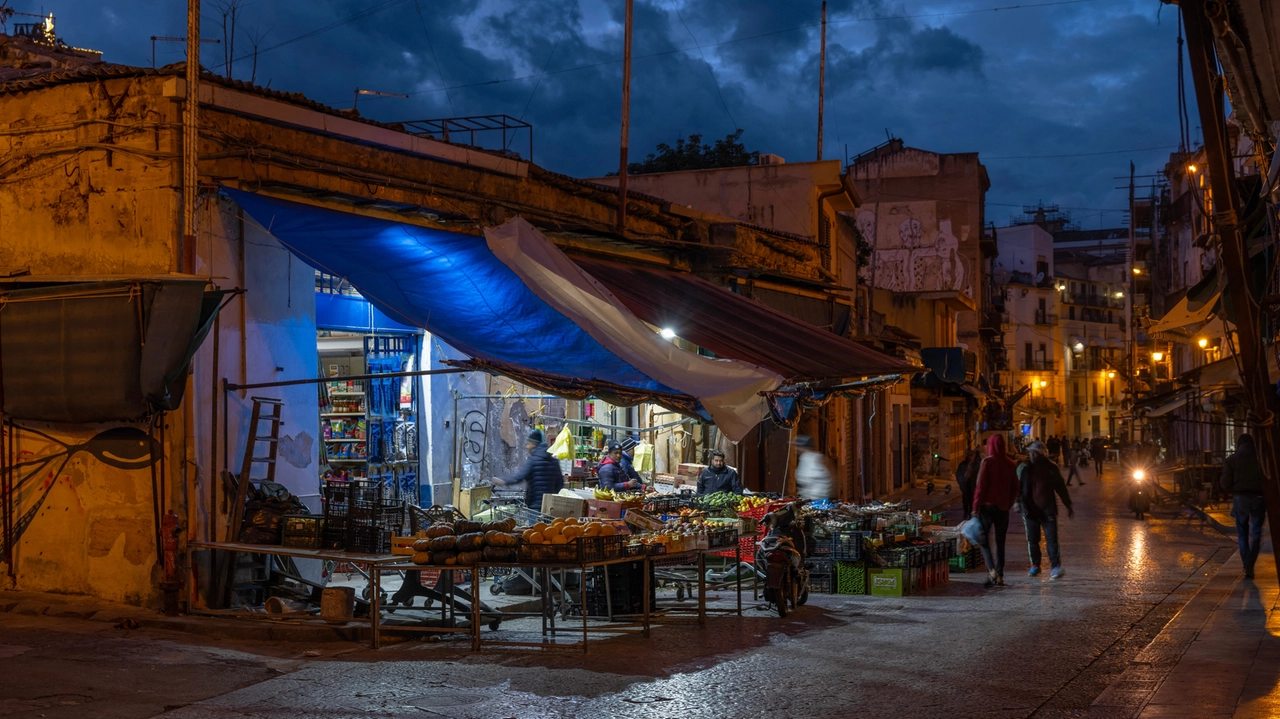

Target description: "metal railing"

left=1034, top=310, right=1058, bottom=325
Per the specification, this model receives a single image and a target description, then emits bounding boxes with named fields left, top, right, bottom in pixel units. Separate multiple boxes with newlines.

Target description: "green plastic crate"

left=949, top=547, right=984, bottom=572
left=835, top=560, right=866, bottom=595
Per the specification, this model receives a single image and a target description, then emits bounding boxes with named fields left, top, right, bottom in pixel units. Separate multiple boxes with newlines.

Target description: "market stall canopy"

left=1149, top=268, right=1223, bottom=334
left=1145, top=391, right=1190, bottom=418
left=574, top=259, right=912, bottom=382
left=223, top=189, right=781, bottom=440
left=0, top=277, right=224, bottom=423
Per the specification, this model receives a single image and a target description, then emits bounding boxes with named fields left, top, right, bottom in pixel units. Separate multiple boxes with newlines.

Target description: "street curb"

left=0, top=589, right=367, bottom=644
left=1087, top=546, right=1240, bottom=718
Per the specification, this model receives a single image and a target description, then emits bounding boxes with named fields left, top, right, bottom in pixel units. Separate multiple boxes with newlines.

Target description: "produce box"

left=585, top=498, right=641, bottom=519
left=622, top=509, right=665, bottom=532
left=281, top=514, right=324, bottom=549
left=835, top=560, right=866, bottom=595
left=452, top=485, right=491, bottom=519
left=868, top=568, right=907, bottom=597
left=677, top=463, right=706, bottom=477
left=541, top=494, right=587, bottom=519
left=390, top=536, right=419, bottom=556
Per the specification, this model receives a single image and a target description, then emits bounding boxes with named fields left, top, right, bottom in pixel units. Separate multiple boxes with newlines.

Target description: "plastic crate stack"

left=831, top=530, right=867, bottom=594
left=322, top=481, right=405, bottom=553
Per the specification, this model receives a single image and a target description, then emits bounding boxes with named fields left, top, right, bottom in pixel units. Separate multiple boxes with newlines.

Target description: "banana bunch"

left=593, top=487, right=616, bottom=500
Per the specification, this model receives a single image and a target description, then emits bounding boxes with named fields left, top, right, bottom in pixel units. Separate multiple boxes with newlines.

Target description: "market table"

left=372, top=555, right=654, bottom=652
left=186, top=540, right=404, bottom=647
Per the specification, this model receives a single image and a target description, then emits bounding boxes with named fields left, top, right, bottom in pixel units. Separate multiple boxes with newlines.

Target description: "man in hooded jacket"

left=1019, top=440, right=1074, bottom=579
left=973, top=434, right=1020, bottom=587
left=492, top=429, right=564, bottom=509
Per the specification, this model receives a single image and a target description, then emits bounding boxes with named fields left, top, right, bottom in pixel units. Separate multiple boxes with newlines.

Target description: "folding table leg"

left=371, top=564, right=381, bottom=649
left=471, top=569, right=481, bottom=651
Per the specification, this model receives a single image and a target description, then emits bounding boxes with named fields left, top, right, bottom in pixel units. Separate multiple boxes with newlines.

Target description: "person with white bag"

left=971, top=434, right=1020, bottom=588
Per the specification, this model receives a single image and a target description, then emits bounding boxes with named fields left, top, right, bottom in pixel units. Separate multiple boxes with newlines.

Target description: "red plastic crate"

left=710, top=530, right=759, bottom=560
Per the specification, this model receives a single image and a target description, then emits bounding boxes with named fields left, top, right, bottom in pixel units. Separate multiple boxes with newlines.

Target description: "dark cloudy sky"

left=51, top=0, right=1189, bottom=229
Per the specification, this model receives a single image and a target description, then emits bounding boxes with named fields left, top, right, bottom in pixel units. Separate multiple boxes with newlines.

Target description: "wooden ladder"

left=218, top=397, right=284, bottom=607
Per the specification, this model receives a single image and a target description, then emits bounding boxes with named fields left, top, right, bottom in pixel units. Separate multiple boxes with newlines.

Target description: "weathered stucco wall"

left=0, top=76, right=182, bottom=602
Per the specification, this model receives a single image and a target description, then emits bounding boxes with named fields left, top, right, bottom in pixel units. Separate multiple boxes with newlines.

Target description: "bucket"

left=320, top=586, right=355, bottom=624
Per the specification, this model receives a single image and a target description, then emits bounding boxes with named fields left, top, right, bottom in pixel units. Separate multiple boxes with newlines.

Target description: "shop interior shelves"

left=326, top=438, right=364, bottom=442
left=321, top=412, right=365, bottom=417
left=329, top=391, right=365, bottom=396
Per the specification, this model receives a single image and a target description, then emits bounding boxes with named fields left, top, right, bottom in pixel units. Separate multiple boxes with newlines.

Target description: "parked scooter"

left=1128, top=467, right=1152, bottom=520
left=755, top=502, right=810, bottom=617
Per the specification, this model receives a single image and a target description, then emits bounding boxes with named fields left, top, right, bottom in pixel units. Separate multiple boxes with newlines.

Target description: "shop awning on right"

left=574, top=259, right=914, bottom=383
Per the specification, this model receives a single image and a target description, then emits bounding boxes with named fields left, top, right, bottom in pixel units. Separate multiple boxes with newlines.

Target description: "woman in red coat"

left=973, top=434, right=1020, bottom=587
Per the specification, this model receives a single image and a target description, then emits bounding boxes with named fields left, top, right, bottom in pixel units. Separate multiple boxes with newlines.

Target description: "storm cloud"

left=52, top=0, right=1185, bottom=228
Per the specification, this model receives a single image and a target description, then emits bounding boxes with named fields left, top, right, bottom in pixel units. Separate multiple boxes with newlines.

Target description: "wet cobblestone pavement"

left=1, top=466, right=1235, bottom=718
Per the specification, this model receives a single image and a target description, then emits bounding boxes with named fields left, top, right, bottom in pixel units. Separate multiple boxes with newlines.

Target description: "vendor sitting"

left=698, top=450, right=742, bottom=495
left=598, top=440, right=641, bottom=491
left=491, top=429, right=563, bottom=508
left=618, top=435, right=643, bottom=484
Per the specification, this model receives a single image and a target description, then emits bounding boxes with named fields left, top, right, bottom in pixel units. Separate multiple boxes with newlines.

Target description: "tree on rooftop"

left=617, top=129, right=759, bottom=175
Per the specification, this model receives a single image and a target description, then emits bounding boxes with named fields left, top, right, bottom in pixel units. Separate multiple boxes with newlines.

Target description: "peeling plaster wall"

left=0, top=77, right=181, bottom=603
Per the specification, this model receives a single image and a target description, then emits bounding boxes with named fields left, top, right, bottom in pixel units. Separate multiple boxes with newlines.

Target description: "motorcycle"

left=1128, top=467, right=1152, bottom=520
left=755, top=502, right=810, bottom=618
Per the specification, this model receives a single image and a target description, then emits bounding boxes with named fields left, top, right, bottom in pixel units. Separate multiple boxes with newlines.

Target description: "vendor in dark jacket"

left=698, top=450, right=742, bottom=495
left=492, top=429, right=564, bottom=508
left=1018, top=440, right=1074, bottom=580
left=1222, top=433, right=1267, bottom=579
left=597, top=440, right=641, bottom=491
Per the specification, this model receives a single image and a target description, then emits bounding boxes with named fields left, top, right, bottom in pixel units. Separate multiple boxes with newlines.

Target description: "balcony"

left=1024, top=397, right=1063, bottom=414
left=1034, top=310, right=1058, bottom=325
left=1060, top=291, right=1124, bottom=309
left=1021, top=358, right=1056, bottom=371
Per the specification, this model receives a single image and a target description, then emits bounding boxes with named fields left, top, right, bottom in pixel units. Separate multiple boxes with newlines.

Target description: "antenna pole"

left=817, top=1, right=826, bottom=161
left=617, top=0, right=633, bottom=234
left=182, top=0, right=200, bottom=274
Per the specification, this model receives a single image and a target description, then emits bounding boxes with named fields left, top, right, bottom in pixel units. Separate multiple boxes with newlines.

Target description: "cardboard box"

left=623, top=509, right=665, bottom=532
left=673, top=475, right=698, bottom=490
left=452, top=484, right=491, bottom=519
left=541, top=494, right=586, bottom=518
left=391, top=536, right=419, bottom=556
left=677, top=463, right=706, bottom=477
left=585, top=498, right=641, bottom=519
left=868, top=568, right=907, bottom=597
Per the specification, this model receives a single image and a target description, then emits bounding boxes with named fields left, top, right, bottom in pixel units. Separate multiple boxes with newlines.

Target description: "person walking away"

left=955, top=449, right=980, bottom=520
left=1018, top=441, right=1074, bottom=579
left=492, top=429, right=564, bottom=509
left=597, top=440, right=642, bottom=492
left=1047, top=435, right=1062, bottom=465
left=1090, top=436, right=1106, bottom=476
left=973, top=434, right=1020, bottom=587
left=1221, top=433, right=1267, bottom=579
left=697, top=449, right=743, bottom=495
left=1062, top=439, right=1084, bottom=486
left=794, top=435, right=834, bottom=500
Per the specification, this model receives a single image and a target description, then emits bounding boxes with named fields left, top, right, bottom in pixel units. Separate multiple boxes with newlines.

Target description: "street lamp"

left=1187, top=164, right=1198, bottom=174
left=660, top=328, right=676, bottom=340
left=1152, top=351, right=1164, bottom=362
left=1133, top=267, right=1142, bottom=275
left=1198, top=337, right=1209, bottom=349
left=1039, top=380, right=1048, bottom=388
left=1107, top=370, right=1116, bottom=379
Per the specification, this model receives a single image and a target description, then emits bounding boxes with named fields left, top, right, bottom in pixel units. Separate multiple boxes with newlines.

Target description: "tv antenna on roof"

left=354, top=88, right=408, bottom=112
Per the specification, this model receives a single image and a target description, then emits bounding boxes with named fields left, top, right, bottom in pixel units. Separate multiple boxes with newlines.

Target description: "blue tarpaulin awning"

left=223, top=189, right=782, bottom=439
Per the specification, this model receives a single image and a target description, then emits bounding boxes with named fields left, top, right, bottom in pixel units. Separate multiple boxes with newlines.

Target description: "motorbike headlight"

left=1132, top=469, right=1145, bottom=481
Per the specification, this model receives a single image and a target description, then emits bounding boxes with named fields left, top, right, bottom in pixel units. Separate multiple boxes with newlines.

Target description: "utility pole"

left=616, top=0, right=633, bottom=234
left=1182, top=0, right=1280, bottom=581
left=183, top=0, right=200, bottom=274
left=816, top=1, right=826, bottom=162
left=1126, top=162, right=1135, bottom=442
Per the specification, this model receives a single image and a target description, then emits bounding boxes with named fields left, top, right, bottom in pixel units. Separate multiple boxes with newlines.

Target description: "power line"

left=232, top=0, right=412, bottom=64
left=671, top=0, right=738, bottom=132
left=413, top=0, right=456, bottom=116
